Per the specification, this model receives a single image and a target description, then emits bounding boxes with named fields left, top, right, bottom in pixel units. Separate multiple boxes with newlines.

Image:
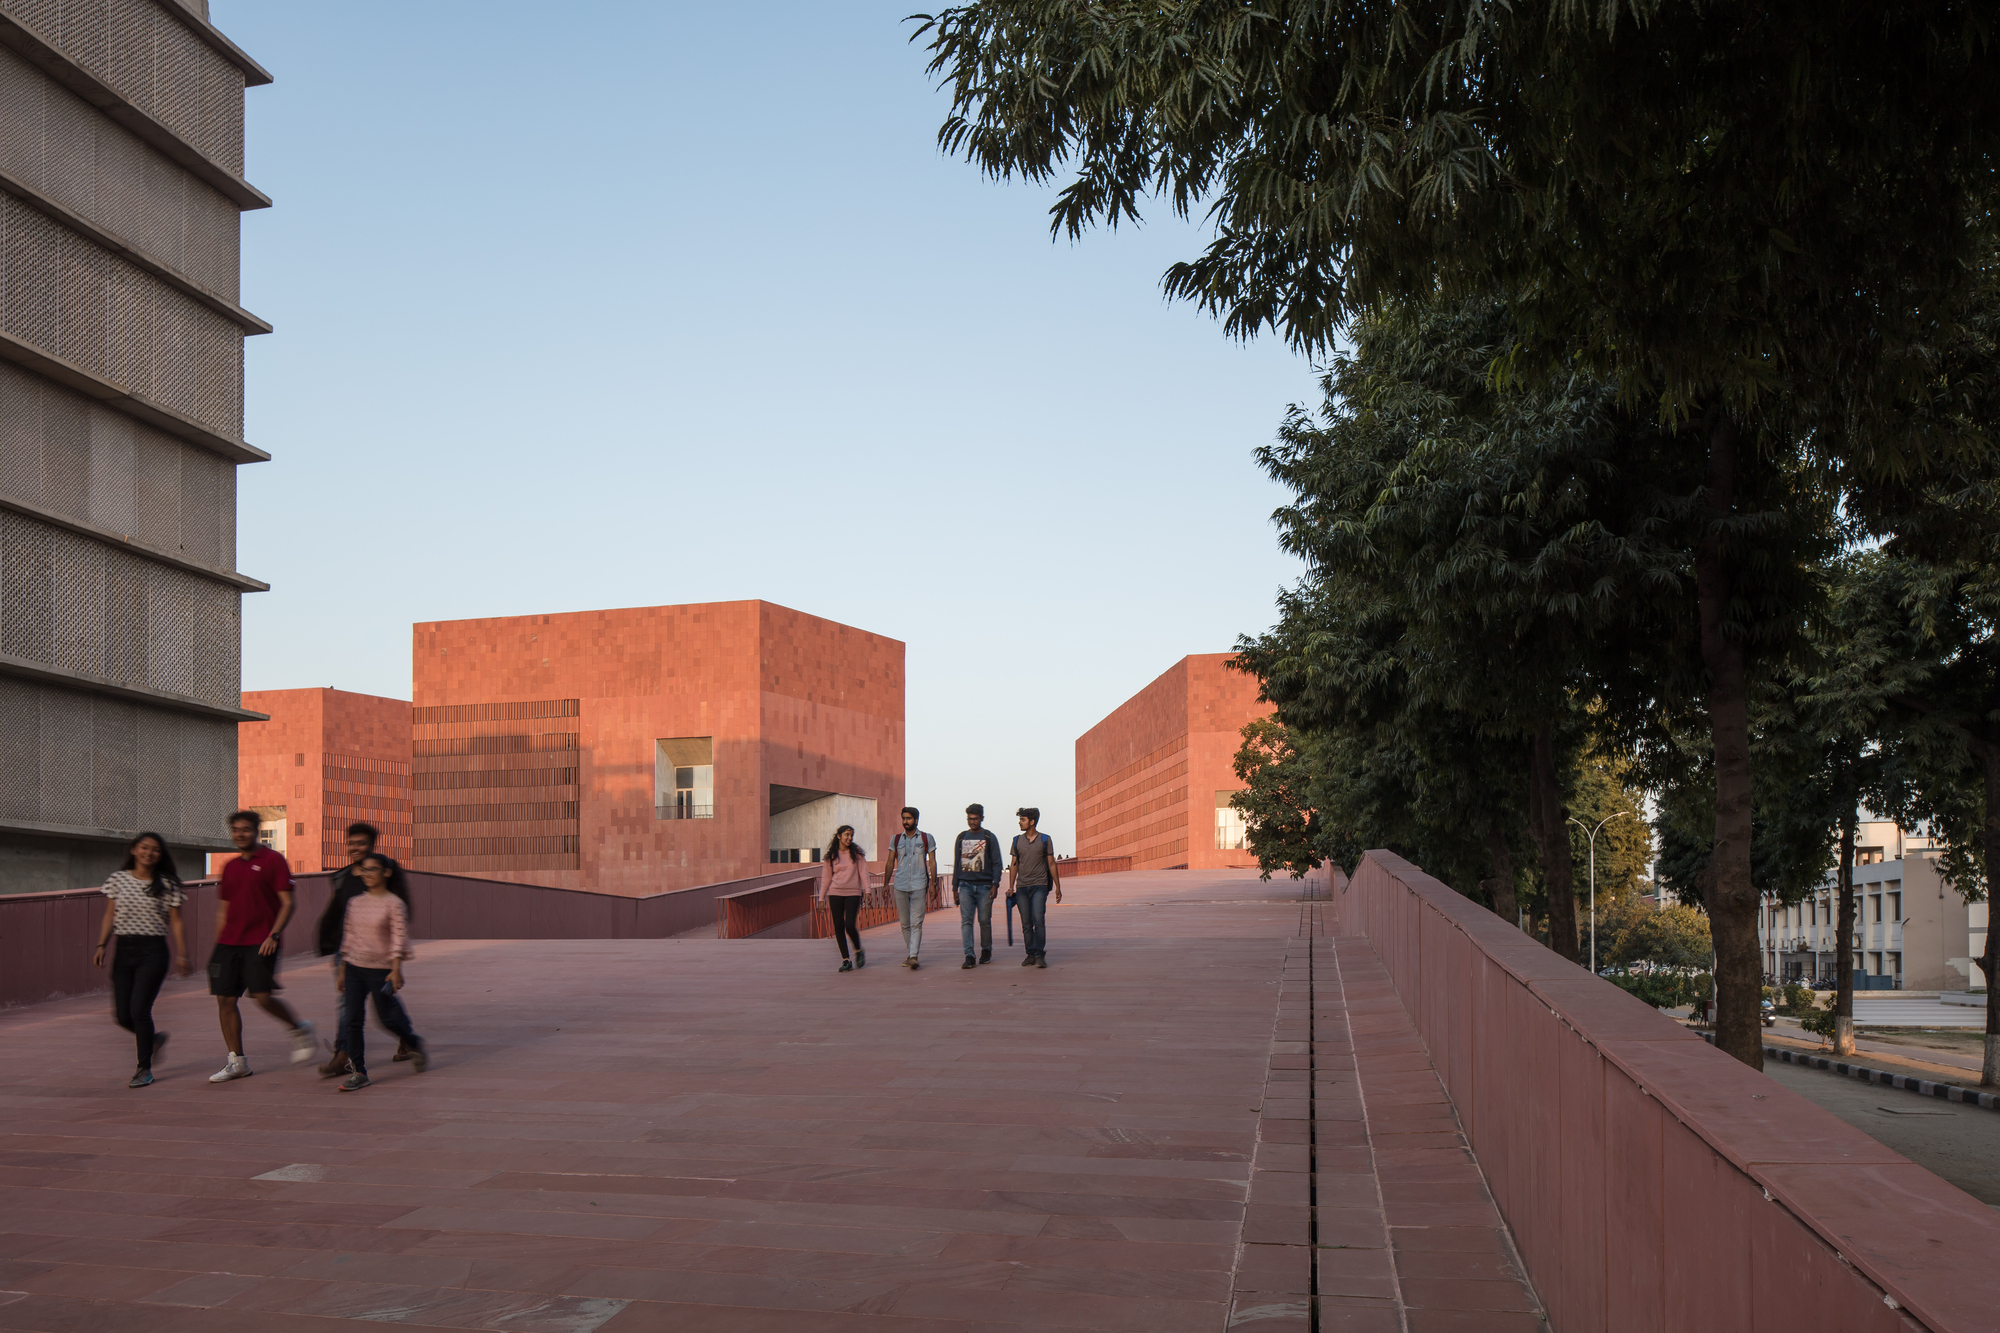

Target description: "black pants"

left=341, top=964, right=417, bottom=1074
left=827, top=895, right=862, bottom=958
left=111, top=935, right=170, bottom=1068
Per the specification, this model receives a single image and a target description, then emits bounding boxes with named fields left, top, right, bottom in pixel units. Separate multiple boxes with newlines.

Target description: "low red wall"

left=1342, top=849, right=1999, bottom=1333
left=0, top=867, right=823, bottom=1009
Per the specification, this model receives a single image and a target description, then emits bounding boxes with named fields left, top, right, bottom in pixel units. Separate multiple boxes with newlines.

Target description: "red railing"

left=715, top=872, right=821, bottom=939
left=805, top=875, right=945, bottom=939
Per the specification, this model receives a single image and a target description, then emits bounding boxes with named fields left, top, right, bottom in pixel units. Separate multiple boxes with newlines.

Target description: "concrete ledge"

left=0, top=493, right=268, bottom=591
left=0, top=329, right=266, bottom=463
left=0, top=13, right=270, bottom=210
left=0, top=653, right=267, bottom=722
left=0, top=168, right=272, bottom=332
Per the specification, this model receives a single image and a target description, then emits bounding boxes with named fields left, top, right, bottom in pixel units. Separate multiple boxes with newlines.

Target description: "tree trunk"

left=1530, top=722, right=1579, bottom=963
left=1834, top=814, right=1856, bottom=1057
left=1983, top=739, right=2000, bottom=1088
left=1483, top=828, right=1520, bottom=929
left=1694, top=414, right=1763, bottom=1069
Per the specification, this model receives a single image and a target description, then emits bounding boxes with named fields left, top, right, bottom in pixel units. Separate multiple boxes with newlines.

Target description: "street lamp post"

left=1569, top=811, right=1634, bottom=974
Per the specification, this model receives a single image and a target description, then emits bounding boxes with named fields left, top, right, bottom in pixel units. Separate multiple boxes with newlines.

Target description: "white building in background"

left=1757, top=812, right=1989, bottom=991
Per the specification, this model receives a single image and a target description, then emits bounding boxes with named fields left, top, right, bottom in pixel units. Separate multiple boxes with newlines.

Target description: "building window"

left=1857, top=847, right=1885, bottom=865
left=253, top=806, right=287, bottom=854
left=769, top=848, right=824, bottom=864
left=656, top=738, right=714, bottom=819
left=1216, top=793, right=1248, bottom=852
left=1889, top=891, right=1901, bottom=921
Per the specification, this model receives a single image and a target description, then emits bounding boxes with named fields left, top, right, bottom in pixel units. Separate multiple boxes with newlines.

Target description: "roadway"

left=1759, top=1060, right=2000, bottom=1207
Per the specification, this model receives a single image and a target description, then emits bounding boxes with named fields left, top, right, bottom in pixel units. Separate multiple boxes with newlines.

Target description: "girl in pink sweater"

left=818, top=825, right=871, bottom=972
left=334, top=855, right=426, bottom=1091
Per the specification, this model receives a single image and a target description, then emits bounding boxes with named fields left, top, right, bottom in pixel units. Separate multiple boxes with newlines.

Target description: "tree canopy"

left=919, top=0, right=2000, bottom=1070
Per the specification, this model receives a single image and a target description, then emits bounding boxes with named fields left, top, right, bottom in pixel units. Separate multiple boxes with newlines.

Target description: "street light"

left=1569, top=810, right=1634, bottom=974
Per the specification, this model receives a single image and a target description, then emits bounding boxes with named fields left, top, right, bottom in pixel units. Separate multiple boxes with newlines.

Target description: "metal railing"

left=657, top=803, right=714, bottom=820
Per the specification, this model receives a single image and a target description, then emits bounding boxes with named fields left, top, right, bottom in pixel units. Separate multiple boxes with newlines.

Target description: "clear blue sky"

left=215, top=1, right=1315, bottom=855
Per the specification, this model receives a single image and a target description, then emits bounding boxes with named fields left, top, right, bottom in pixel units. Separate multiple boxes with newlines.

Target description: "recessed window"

left=252, top=805, right=287, bottom=854
left=1215, top=791, right=1247, bottom=851
left=657, top=738, right=713, bottom=819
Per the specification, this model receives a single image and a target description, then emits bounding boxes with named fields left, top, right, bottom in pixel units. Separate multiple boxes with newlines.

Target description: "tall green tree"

left=1228, top=717, right=1329, bottom=879
left=1838, top=551, right=2000, bottom=1086
left=917, top=0, right=2000, bottom=1065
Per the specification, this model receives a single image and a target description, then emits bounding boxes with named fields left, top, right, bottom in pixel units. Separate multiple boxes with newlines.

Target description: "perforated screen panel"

left=0, top=38, right=245, bottom=300
left=0, top=360, right=236, bottom=566
left=0, top=509, right=241, bottom=706
left=1, top=0, right=246, bottom=174
left=0, top=193, right=243, bottom=436
left=0, top=674, right=235, bottom=840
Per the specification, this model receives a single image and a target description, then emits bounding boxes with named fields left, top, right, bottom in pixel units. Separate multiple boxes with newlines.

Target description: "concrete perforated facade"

left=0, top=0, right=269, bottom=892
left=410, top=601, right=903, bottom=896
left=1075, top=654, right=1269, bottom=872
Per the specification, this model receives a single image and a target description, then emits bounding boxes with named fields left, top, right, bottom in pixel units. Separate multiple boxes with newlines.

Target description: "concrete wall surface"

left=1343, top=849, right=2000, bottom=1333
left=0, top=866, right=817, bottom=1009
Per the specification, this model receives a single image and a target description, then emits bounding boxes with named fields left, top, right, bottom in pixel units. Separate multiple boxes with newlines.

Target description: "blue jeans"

left=341, top=964, right=417, bottom=1075
left=330, top=956, right=349, bottom=1052
left=958, top=882, right=996, bottom=955
left=1016, top=885, right=1051, bottom=957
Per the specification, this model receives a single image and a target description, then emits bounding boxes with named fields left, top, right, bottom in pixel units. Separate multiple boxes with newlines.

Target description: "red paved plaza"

left=0, top=870, right=1541, bottom=1332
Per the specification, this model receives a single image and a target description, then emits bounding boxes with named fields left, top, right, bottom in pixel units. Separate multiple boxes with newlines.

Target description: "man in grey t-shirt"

left=1009, top=807, right=1063, bottom=969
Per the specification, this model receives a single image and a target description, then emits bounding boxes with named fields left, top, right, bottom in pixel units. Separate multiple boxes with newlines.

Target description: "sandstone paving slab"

left=0, top=870, right=1544, bottom=1331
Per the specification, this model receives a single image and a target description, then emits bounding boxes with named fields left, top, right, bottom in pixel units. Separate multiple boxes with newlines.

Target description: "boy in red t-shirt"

left=207, top=811, right=316, bottom=1082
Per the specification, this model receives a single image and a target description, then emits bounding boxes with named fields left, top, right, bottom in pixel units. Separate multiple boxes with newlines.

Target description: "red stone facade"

left=409, top=601, right=903, bottom=896
left=231, top=689, right=414, bottom=874
left=1075, top=654, right=1269, bottom=871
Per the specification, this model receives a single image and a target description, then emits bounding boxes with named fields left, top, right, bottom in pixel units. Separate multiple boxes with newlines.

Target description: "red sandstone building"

left=227, top=689, right=413, bottom=874
left=1076, top=654, right=1270, bottom=871
left=409, top=600, right=903, bottom=896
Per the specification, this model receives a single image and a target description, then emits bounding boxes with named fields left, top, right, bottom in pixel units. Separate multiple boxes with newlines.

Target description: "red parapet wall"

left=0, top=867, right=830, bottom=1009
left=1054, top=856, right=1131, bottom=877
left=1340, top=849, right=1998, bottom=1333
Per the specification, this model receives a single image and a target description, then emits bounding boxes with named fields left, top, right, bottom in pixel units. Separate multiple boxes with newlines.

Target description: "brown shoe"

left=317, top=1050, right=352, bottom=1079
left=392, top=1041, right=414, bottom=1063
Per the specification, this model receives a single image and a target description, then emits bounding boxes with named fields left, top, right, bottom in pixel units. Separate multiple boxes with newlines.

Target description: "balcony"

left=656, top=802, right=714, bottom=820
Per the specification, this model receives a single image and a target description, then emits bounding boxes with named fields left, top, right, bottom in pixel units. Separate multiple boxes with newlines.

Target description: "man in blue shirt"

left=954, top=805, right=1004, bottom=968
left=881, top=806, right=937, bottom=970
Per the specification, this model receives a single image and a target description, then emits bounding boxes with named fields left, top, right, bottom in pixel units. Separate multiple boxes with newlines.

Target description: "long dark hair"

left=358, top=853, right=415, bottom=919
left=824, top=825, right=865, bottom=864
left=120, top=832, right=183, bottom=900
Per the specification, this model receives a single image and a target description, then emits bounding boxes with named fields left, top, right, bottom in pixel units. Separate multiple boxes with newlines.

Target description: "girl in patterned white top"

left=92, top=832, right=192, bottom=1088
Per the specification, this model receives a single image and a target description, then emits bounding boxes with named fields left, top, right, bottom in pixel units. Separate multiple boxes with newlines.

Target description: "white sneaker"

left=209, top=1054, right=251, bottom=1083
left=289, top=1020, right=317, bottom=1064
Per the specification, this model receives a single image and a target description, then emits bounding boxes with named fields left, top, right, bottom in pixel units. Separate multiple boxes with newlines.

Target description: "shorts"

left=208, top=942, right=280, bottom=997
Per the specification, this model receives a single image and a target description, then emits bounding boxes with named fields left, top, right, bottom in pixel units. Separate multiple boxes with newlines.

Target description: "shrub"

left=1799, top=1002, right=1840, bottom=1045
